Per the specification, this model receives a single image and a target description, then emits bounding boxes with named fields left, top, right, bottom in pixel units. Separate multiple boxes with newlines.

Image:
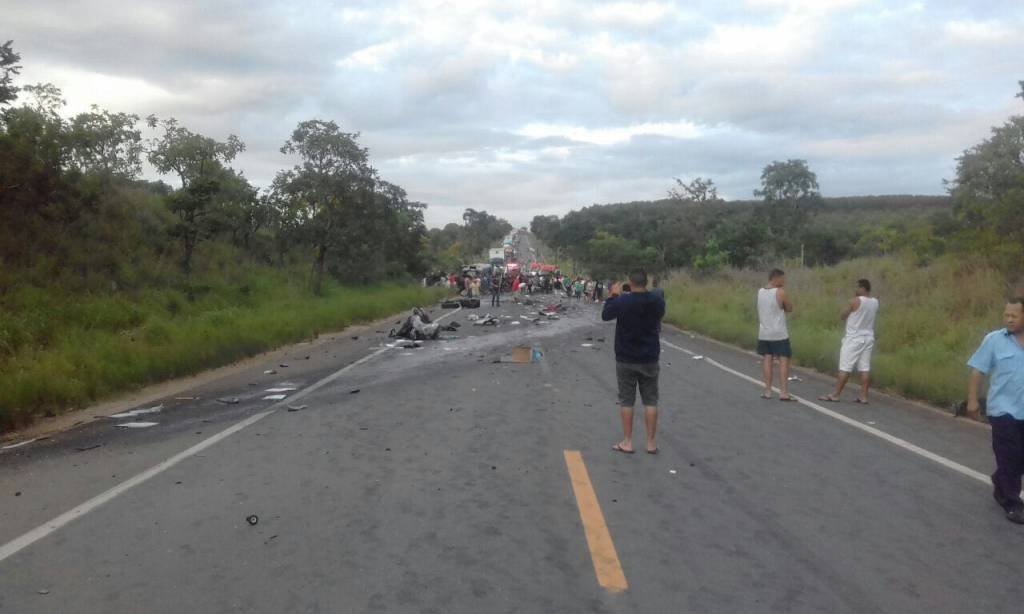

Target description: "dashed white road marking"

left=0, top=346, right=391, bottom=565
left=661, top=339, right=989, bottom=485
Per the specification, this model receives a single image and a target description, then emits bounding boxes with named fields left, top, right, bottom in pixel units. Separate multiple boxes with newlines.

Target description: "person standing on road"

left=512, top=275, right=521, bottom=304
left=757, top=269, right=794, bottom=401
left=603, top=269, right=666, bottom=455
left=819, top=279, right=879, bottom=404
left=490, top=274, right=502, bottom=307
left=967, top=298, right=1024, bottom=525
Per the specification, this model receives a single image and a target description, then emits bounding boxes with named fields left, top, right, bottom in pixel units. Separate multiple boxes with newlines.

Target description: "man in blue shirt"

left=602, top=269, right=666, bottom=455
left=967, top=297, right=1024, bottom=524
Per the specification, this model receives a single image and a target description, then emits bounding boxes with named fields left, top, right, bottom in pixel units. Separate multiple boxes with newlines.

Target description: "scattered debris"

left=351, top=336, right=360, bottom=340
left=390, top=307, right=443, bottom=340
left=175, top=396, right=198, bottom=401
left=787, top=376, right=803, bottom=382
left=216, top=397, right=240, bottom=405
left=37, top=589, right=50, bottom=595
left=75, top=443, right=103, bottom=452
left=279, top=363, right=290, bottom=368
left=15, top=491, right=22, bottom=496
left=581, top=343, right=593, bottom=348
left=669, top=470, right=677, bottom=475
left=692, top=355, right=704, bottom=360
left=108, top=404, right=163, bottom=419
left=286, top=404, right=308, bottom=412
left=264, top=369, right=277, bottom=375
left=497, top=346, right=543, bottom=364
left=263, top=394, right=287, bottom=401
left=395, top=339, right=423, bottom=349
left=265, top=387, right=298, bottom=393
left=264, top=534, right=278, bottom=544
left=246, top=514, right=259, bottom=526
left=115, top=422, right=159, bottom=428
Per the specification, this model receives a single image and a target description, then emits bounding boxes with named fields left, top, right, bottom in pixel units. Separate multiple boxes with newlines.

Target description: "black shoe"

left=1006, top=508, right=1024, bottom=525
left=992, top=476, right=1011, bottom=509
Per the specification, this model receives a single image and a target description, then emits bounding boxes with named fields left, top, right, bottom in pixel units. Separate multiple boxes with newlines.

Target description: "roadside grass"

left=662, top=257, right=1008, bottom=408
left=0, top=270, right=446, bottom=431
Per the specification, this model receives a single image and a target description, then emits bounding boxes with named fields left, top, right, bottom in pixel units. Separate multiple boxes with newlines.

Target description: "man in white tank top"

left=819, top=279, right=879, bottom=403
left=757, top=269, right=794, bottom=401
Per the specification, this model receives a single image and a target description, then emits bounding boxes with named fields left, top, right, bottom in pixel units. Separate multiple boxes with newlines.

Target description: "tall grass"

left=663, top=257, right=1009, bottom=408
left=0, top=269, right=446, bottom=431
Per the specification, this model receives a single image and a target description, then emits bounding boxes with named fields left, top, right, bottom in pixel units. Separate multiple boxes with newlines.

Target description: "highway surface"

left=1, top=295, right=1021, bottom=613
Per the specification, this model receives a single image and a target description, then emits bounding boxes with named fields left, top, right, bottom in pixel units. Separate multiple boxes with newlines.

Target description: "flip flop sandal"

left=646, top=448, right=659, bottom=455
left=817, top=395, right=840, bottom=402
left=779, top=396, right=796, bottom=402
left=612, top=444, right=635, bottom=454
left=760, top=393, right=772, bottom=400
left=854, top=398, right=870, bottom=404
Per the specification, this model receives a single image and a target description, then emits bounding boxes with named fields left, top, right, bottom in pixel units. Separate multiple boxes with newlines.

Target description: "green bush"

left=0, top=270, right=446, bottom=431
left=663, top=256, right=1008, bottom=408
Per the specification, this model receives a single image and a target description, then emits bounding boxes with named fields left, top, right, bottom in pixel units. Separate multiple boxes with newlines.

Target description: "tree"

left=949, top=81, right=1024, bottom=268
left=754, top=159, right=822, bottom=244
left=459, top=208, right=512, bottom=260
left=0, top=41, right=21, bottom=106
left=67, top=106, right=143, bottom=180
left=273, top=119, right=376, bottom=294
left=668, top=176, right=720, bottom=204
left=146, top=116, right=245, bottom=274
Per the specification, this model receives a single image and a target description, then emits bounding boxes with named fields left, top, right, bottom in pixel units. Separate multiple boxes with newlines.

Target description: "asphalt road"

left=1, top=294, right=1021, bottom=613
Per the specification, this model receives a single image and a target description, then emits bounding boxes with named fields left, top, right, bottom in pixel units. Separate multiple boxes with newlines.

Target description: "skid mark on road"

left=564, top=450, right=628, bottom=594
left=661, top=340, right=989, bottom=485
left=0, top=346, right=392, bottom=565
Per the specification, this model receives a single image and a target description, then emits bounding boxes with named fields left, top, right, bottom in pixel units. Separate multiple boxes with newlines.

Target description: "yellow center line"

left=563, top=450, right=628, bottom=593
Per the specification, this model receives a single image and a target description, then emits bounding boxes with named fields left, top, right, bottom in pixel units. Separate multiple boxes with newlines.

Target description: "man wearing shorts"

left=602, top=269, right=665, bottom=454
left=757, top=269, right=794, bottom=401
left=819, top=279, right=879, bottom=403
left=967, top=297, right=1024, bottom=525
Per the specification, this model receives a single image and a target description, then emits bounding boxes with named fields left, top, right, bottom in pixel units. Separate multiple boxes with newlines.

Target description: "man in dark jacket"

left=601, top=269, right=666, bottom=454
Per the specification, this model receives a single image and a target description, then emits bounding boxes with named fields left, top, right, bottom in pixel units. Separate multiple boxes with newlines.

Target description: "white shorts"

left=839, top=336, right=874, bottom=373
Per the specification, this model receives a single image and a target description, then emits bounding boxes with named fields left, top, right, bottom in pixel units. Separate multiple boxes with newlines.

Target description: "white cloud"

left=518, top=121, right=702, bottom=145
left=6, top=0, right=1024, bottom=228
left=944, top=20, right=1015, bottom=45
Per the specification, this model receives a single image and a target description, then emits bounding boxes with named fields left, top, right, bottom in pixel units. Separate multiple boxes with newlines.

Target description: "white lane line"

left=0, top=346, right=391, bottom=565
left=434, top=305, right=462, bottom=322
left=661, top=339, right=989, bottom=485
left=1, top=438, right=37, bottom=451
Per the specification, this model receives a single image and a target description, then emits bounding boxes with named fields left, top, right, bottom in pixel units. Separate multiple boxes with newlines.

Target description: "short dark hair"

left=628, top=269, right=648, bottom=287
left=1008, top=297, right=1024, bottom=308
left=621, top=283, right=631, bottom=293
left=769, top=268, right=785, bottom=280
left=857, top=278, right=871, bottom=292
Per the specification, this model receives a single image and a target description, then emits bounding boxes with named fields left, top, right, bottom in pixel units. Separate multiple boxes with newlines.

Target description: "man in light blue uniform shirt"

left=967, top=297, right=1024, bottom=524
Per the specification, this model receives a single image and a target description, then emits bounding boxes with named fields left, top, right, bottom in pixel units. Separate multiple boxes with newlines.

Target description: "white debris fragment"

left=108, top=405, right=163, bottom=419
left=263, top=394, right=288, bottom=400
left=115, top=422, right=158, bottom=428
left=692, top=355, right=704, bottom=360
left=265, top=387, right=298, bottom=393
left=581, top=343, right=593, bottom=347
left=787, top=376, right=802, bottom=382
left=669, top=470, right=677, bottom=475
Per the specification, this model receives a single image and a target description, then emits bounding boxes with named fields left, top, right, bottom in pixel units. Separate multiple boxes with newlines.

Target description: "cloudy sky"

left=7, top=0, right=1024, bottom=227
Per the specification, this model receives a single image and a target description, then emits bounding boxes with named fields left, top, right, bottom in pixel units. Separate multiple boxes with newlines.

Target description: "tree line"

left=534, top=82, right=1024, bottom=279
left=0, top=42, right=507, bottom=296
